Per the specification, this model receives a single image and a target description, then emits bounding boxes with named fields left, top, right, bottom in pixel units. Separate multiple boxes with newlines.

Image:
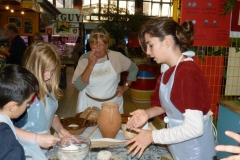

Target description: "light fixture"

left=21, top=11, right=24, bottom=14
left=6, top=6, right=9, bottom=10
left=11, top=9, right=14, bottom=13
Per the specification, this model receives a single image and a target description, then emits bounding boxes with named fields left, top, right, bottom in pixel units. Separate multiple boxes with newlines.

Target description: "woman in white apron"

left=72, top=28, right=138, bottom=114
left=125, top=17, right=216, bottom=160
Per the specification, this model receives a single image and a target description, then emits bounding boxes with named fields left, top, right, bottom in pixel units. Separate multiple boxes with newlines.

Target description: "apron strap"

left=85, top=92, right=117, bottom=102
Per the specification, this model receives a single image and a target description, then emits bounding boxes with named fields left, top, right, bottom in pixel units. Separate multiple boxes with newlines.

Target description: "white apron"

left=0, top=113, right=46, bottom=160
left=160, top=51, right=195, bottom=73
left=159, top=55, right=216, bottom=160
left=77, top=55, right=123, bottom=113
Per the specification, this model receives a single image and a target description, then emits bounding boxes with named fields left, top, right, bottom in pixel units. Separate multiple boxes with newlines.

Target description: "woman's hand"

left=36, top=134, right=60, bottom=148
left=215, top=131, right=240, bottom=160
left=116, top=85, right=128, bottom=97
left=126, top=109, right=149, bottom=129
left=88, top=50, right=98, bottom=67
left=126, top=128, right=153, bottom=158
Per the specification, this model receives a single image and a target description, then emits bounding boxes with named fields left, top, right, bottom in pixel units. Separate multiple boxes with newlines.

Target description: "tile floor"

left=56, top=67, right=164, bottom=129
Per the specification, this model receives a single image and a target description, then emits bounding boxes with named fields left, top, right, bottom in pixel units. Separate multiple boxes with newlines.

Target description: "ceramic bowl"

left=60, top=117, right=96, bottom=135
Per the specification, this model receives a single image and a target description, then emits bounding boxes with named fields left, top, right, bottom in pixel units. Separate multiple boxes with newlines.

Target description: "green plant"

left=230, top=38, right=240, bottom=52
left=98, top=5, right=150, bottom=44
left=222, top=0, right=236, bottom=15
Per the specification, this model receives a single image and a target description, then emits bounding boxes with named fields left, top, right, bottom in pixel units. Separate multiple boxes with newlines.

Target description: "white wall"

left=225, top=47, right=240, bottom=95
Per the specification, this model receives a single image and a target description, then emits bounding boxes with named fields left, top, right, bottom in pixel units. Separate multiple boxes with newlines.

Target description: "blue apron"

left=21, top=93, right=58, bottom=159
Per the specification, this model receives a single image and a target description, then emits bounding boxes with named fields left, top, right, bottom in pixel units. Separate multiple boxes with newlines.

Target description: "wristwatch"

left=125, top=82, right=130, bottom=88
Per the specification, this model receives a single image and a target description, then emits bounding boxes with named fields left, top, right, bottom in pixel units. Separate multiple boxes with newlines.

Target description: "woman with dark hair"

left=126, top=17, right=216, bottom=160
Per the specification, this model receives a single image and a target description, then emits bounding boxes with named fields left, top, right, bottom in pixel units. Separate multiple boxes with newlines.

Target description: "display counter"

left=217, top=100, right=240, bottom=159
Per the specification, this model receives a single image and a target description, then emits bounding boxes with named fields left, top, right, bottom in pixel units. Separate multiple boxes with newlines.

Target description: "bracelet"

left=35, top=133, right=38, bottom=141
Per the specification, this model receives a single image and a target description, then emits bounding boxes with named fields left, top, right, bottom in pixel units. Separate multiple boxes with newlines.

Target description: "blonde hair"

left=23, top=42, right=62, bottom=105
left=89, top=28, right=109, bottom=45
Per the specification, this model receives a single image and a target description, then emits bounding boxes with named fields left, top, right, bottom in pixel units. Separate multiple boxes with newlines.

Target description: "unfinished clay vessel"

left=97, top=102, right=122, bottom=138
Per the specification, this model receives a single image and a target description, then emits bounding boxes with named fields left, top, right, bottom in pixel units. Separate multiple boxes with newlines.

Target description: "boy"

left=0, top=64, right=39, bottom=160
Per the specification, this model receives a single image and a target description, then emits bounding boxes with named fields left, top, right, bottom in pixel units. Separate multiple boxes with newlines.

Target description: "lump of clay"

left=97, top=150, right=112, bottom=160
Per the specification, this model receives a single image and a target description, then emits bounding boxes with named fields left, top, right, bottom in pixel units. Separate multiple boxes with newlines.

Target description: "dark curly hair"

left=139, top=17, right=194, bottom=52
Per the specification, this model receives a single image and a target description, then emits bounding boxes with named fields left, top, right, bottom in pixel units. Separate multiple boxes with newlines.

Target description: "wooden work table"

left=218, top=100, right=240, bottom=114
left=46, top=124, right=173, bottom=160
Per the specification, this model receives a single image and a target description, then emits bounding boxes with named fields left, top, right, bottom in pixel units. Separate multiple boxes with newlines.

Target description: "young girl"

left=126, top=17, right=216, bottom=160
left=15, top=42, right=75, bottom=159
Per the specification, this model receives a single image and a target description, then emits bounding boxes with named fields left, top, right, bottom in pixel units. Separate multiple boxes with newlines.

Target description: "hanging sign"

left=56, top=8, right=83, bottom=22
left=21, top=0, right=41, bottom=12
left=53, top=27, right=79, bottom=36
left=56, top=14, right=82, bottom=22
left=180, top=0, right=231, bottom=46
left=53, top=8, right=81, bottom=35
left=46, top=24, right=54, bottom=35
left=46, top=28, right=53, bottom=35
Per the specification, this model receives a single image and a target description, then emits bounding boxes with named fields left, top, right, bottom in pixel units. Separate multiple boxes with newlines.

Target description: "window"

left=82, top=0, right=135, bottom=21
left=48, top=0, right=73, bottom=8
left=49, top=0, right=172, bottom=19
left=143, top=0, right=173, bottom=17
left=56, top=0, right=63, bottom=8
left=65, top=0, right=73, bottom=8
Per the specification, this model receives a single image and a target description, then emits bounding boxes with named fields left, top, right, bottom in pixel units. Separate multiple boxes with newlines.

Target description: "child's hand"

left=58, top=128, right=79, bottom=145
left=36, top=134, right=60, bottom=148
left=126, top=128, right=153, bottom=158
left=126, top=109, right=149, bottom=129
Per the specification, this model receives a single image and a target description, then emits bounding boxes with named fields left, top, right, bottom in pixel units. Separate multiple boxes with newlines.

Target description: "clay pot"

left=97, top=102, right=122, bottom=138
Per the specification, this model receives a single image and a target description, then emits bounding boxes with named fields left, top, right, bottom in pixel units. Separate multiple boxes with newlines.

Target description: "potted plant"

left=98, top=5, right=150, bottom=47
